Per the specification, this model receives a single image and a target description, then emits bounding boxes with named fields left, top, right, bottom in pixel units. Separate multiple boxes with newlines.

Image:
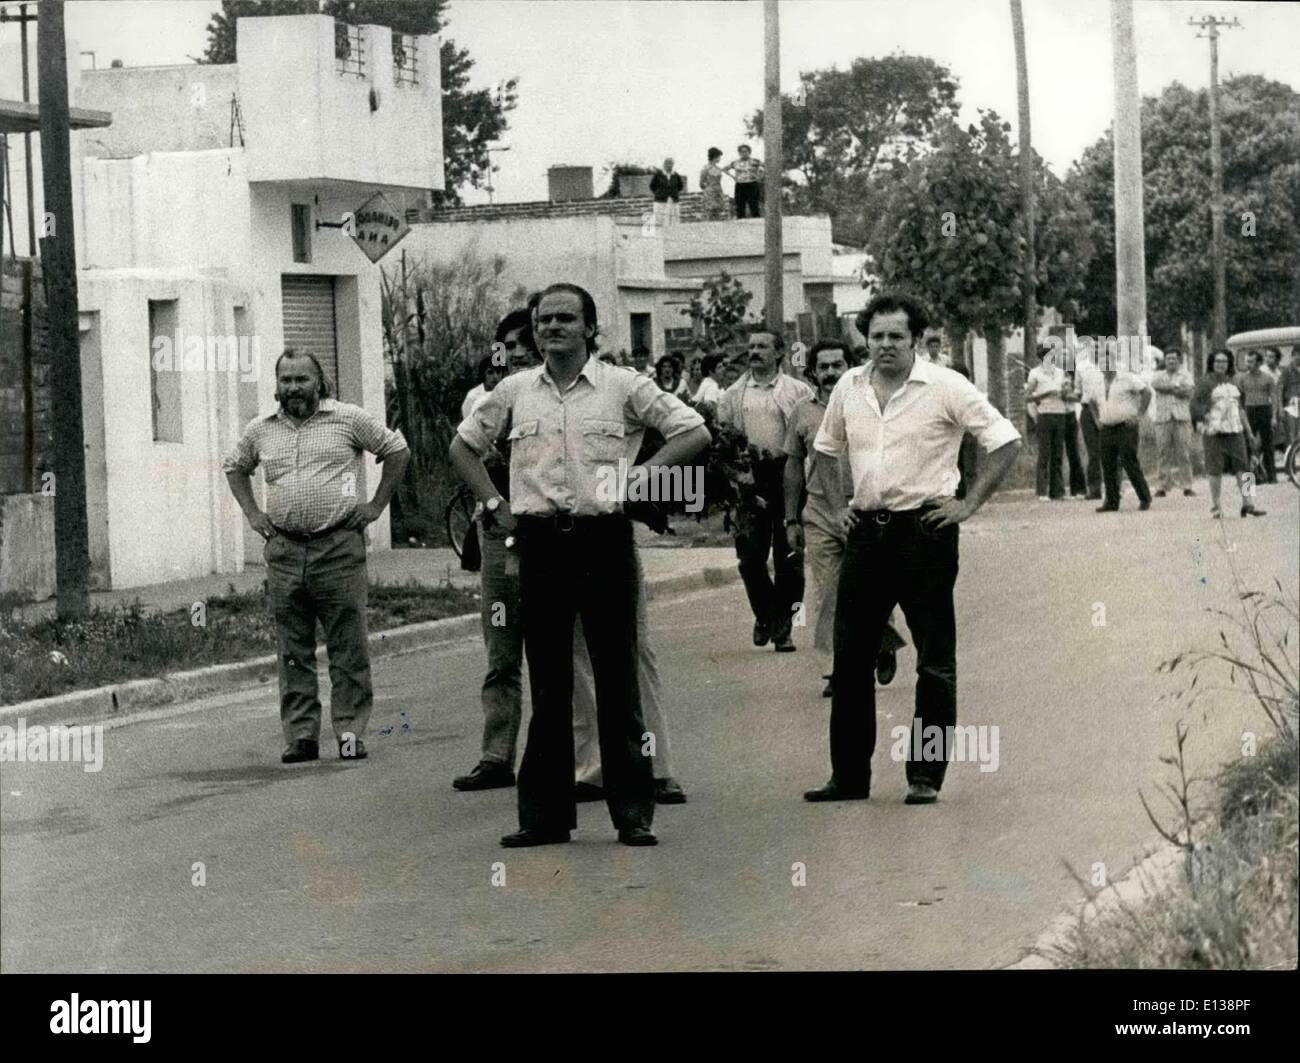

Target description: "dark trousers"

left=1099, top=421, right=1151, bottom=507
left=515, top=515, right=653, bottom=834
left=830, top=510, right=959, bottom=791
left=1034, top=413, right=1069, bottom=498
left=1246, top=406, right=1276, bottom=482
left=265, top=527, right=373, bottom=745
left=1063, top=413, right=1087, bottom=495
left=1080, top=406, right=1103, bottom=497
left=734, top=182, right=762, bottom=218
left=735, top=457, right=804, bottom=638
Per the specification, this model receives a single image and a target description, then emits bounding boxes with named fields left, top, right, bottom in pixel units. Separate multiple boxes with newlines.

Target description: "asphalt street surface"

left=3, top=488, right=1297, bottom=972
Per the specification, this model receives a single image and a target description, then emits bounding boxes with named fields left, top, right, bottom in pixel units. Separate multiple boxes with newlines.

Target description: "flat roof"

left=0, top=98, right=113, bottom=135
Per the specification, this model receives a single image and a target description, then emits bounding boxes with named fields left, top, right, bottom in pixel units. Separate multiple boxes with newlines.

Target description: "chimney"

left=548, top=165, right=593, bottom=202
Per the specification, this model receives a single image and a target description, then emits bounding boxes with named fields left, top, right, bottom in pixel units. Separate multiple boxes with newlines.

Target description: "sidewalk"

left=14, top=538, right=738, bottom=622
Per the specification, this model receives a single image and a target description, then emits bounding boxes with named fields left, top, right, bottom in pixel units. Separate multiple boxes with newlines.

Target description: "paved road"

left=3, top=489, right=1296, bottom=972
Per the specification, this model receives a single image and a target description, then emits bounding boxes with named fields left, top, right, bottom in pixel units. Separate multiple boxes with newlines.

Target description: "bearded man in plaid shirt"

left=224, top=349, right=410, bottom=764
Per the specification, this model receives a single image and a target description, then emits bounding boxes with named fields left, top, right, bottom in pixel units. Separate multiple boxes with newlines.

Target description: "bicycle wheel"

left=1285, top=443, right=1299, bottom=488
left=444, top=488, right=476, bottom=558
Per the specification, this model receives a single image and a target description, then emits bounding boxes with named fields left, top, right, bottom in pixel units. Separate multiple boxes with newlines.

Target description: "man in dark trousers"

left=224, top=350, right=410, bottom=764
left=806, top=294, right=1021, bottom=805
left=717, top=328, right=814, bottom=652
left=450, top=283, right=710, bottom=848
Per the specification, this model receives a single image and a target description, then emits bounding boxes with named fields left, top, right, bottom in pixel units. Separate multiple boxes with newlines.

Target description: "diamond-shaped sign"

left=349, top=192, right=411, bottom=263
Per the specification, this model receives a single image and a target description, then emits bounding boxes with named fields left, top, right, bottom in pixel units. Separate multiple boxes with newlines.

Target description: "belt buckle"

left=556, top=511, right=575, bottom=532
left=873, top=511, right=891, bottom=526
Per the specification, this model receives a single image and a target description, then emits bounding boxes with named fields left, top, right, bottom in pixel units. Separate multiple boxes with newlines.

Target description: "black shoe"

left=803, top=778, right=870, bottom=802
left=773, top=631, right=796, bottom=652
left=904, top=781, right=939, bottom=804
left=1241, top=504, right=1267, bottom=518
left=574, top=781, right=606, bottom=803
left=453, top=760, right=516, bottom=791
left=500, top=828, right=570, bottom=848
left=1154, top=489, right=1167, bottom=498
left=654, top=777, right=687, bottom=804
left=822, top=677, right=834, bottom=698
left=1095, top=503, right=1118, bottom=512
left=875, top=649, right=897, bottom=686
left=1139, top=499, right=1151, bottom=511
left=281, top=739, right=319, bottom=764
left=338, top=737, right=367, bottom=760
left=618, top=826, right=658, bottom=846
left=1183, top=488, right=1197, bottom=497
left=752, top=620, right=770, bottom=647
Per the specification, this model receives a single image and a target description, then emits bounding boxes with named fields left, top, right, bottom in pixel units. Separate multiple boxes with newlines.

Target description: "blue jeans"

left=829, top=510, right=959, bottom=791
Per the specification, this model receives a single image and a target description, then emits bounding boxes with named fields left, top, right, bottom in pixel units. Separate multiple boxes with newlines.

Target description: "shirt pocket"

left=580, top=418, right=626, bottom=464
left=506, top=419, right=541, bottom=464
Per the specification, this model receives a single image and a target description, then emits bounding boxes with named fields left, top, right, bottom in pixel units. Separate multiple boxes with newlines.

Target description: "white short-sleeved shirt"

left=813, top=358, right=1020, bottom=512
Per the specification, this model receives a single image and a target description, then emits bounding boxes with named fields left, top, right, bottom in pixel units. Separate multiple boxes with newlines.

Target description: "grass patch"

left=0, top=578, right=479, bottom=706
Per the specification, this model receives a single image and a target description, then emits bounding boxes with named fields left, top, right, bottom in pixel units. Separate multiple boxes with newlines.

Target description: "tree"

left=681, top=271, right=756, bottom=351
left=379, top=249, right=525, bottom=544
left=865, top=110, right=1091, bottom=414
left=200, top=0, right=518, bottom=204
left=1065, top=76, right=1300, bottom=347
left=746, top=55, right=959, bottom=245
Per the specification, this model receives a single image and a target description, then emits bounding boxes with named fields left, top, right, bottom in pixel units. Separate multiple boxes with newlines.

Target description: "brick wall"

left=410, top=191, right=710, bottom=226
left=0, top=256, right=52, bottom=496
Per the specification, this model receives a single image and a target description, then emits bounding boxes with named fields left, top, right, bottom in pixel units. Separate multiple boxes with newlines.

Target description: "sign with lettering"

left=348, top=192, right=410, bottom=263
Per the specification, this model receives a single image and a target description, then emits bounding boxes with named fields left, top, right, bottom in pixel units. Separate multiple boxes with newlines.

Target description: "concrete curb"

left=1002, top=842, right=1186, bottom=969
left=2, top=565, right=739, bottom=729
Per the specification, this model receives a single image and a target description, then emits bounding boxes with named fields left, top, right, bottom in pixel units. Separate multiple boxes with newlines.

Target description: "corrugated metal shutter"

left=280, top=275, right=339, bottom=396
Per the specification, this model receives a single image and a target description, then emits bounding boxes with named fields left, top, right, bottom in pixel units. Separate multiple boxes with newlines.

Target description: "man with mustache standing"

left=224, top=349, right=410, bottom=764
left=805, top=294, right=1021, bottom=805
left=784, top=340, right=906, bottom=696
left=451, top=283, right=710, bottom=847
left=718, top=329, right=814, bottom=652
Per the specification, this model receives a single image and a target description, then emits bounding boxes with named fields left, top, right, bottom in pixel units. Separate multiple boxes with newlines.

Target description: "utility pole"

left=38, top=0, right=91, bottom=619
left=762, top=0, right=783, bottom=338
left=1188, top=14, right=1240, bottom=350
left=1110, top=0, right=1147, bottom=358
left=1010, top=0, right=1036, bottom=432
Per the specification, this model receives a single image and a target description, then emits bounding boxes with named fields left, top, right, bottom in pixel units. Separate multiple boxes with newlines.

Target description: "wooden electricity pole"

left=763, top=0, right=783, bottom=338
left=38, top=0, right=91, bottom=619
left=1010, top=0, right=1036, bottom=433
left=1189, top=14, right=1240, bottom=350
left=1110, top=0, right=1147, bottom=354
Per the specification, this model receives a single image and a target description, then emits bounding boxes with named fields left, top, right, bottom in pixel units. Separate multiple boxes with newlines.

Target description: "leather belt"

left=853, top=504, right=939, bottom=526
left=271, top=520, right=348, bottom=543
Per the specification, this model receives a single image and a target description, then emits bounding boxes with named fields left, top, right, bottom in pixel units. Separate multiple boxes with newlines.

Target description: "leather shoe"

left=338, top=737, right=367, bottom=760
left=1241, top=504, right=1267, bottom=517
left=1139, top=499, right=1151, bottom=511
left=752, top=620, right=770, bottom=647
left=618, top=826, right=658, bottom=846
left=453, top=760, right=516, bottom=791
left=773, top=631, right=796, bottom=652
left=803, top=778, right=869, bottom=802
left=904, top=781, right=939, bottom=804
left=281, top=739, right=319, bottom=764
left=500, top=828, right=570, bottom=848
left=1095, top=504, right=1118, bottom=512
left=574, top=781, right=606, bottom=802
left=875, top=649, right=897, bottom=686
left=654, top=777, right=687, bottom=804
left=1154, top=489, right=1167, bottom=497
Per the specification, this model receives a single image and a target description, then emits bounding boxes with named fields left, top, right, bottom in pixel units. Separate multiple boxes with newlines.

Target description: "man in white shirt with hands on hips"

left=805, top=293, right=1022, bottom=806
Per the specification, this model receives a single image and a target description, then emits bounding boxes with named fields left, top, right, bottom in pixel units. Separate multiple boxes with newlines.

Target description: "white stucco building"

left=399, top=181, right=841, bottom=361
left=2, top=14, right=442, bottom=595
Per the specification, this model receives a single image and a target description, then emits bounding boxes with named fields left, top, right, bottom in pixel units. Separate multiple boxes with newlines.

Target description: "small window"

left=631, top=313, right=652, bottom=354
left=149, top=299, right=182, bottom=443
left=291, top=204, right=312, bottom=263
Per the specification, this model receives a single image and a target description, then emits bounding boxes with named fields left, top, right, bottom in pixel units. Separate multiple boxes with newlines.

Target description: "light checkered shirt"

left=223, top=399, right=408, bottom=534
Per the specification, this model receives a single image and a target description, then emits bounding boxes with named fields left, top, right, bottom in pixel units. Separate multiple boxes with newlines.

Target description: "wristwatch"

left=783, top=518, right=801, bottom=527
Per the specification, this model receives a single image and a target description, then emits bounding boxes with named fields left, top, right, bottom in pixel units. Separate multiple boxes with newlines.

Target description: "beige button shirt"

left=717, top=369, right=814, bottom=456
left=1025, top=363, right=1069, bottom=414
left=1083, top=370, right=1152, bottom=426
left=457, top=356, right=705, bottom=516
left=223, top=399, right=409, bottom=534
left=813, top=358, right=1020, bottom=512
